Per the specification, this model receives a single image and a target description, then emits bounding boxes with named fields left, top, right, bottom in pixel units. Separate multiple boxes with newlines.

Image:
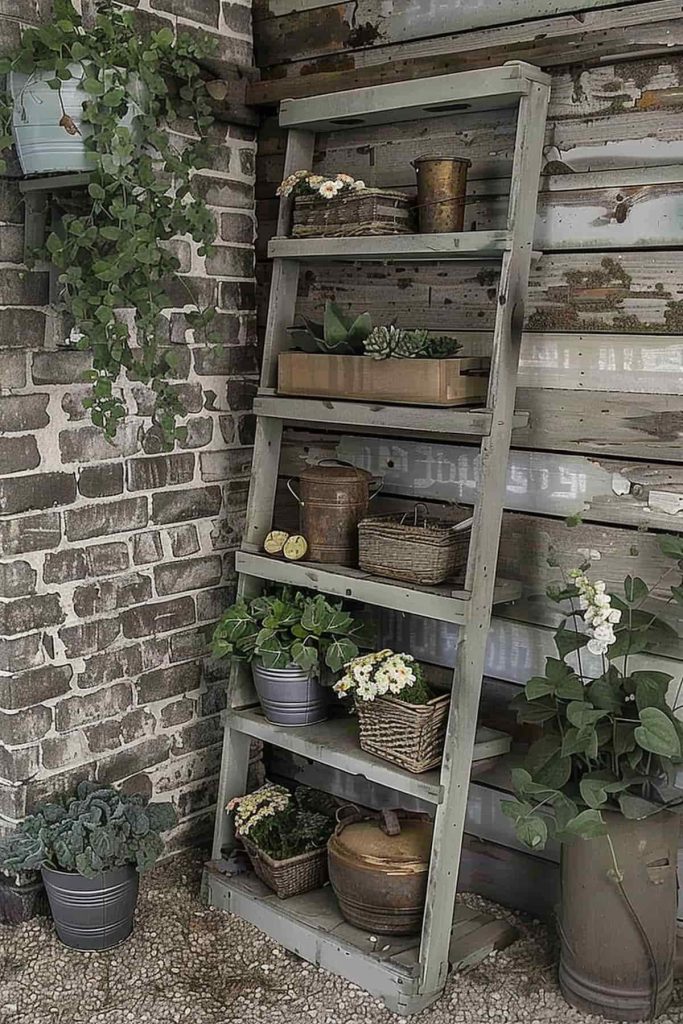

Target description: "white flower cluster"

left=569, top=570, right=622, bottom=656
left=227, top=783, right=290, bottom=836
left=276, top=169, right=366, bottom=200
left=333, top=649, right=417, bottom=702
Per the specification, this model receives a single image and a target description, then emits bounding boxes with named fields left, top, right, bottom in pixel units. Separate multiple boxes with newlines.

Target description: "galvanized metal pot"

left=41, top=865, right=139, bottom=951
left=252, top=661, right=328, bottom=726
left=328, top=807, right=433, bottom=934
left=559, top=810, right=679, bottom=1021
left=8, top=65, right=141, bottom=176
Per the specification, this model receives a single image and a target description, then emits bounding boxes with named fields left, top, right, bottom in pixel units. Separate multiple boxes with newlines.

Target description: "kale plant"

left=0, top=782, right=176, bottom=879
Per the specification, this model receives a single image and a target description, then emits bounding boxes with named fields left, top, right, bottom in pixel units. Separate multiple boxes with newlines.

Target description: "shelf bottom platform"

left=204, top=864, right=516, bottom=1014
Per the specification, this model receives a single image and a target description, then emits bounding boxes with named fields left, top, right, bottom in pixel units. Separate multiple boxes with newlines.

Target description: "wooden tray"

left=277, top=353, right=489, bottom=407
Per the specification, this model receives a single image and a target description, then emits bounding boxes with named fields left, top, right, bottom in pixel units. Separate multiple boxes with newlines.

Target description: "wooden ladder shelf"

left=204, top=61, right=551, bottom=1015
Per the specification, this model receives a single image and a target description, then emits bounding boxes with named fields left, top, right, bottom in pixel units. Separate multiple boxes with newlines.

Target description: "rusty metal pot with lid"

left=287, top=460, right=381, bottom=566
left=327, top=806, right=433, bottom=934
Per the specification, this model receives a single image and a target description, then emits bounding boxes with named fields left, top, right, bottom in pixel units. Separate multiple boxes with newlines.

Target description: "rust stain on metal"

left=637, top=86, right=683, bottom=110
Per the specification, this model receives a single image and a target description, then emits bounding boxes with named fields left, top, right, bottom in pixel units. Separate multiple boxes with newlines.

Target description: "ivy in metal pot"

left=212, top=586, right=368, bottom=673
left=502, top=532, right=683, bottom=851
left=0, top=0, right=218, bottom=444
left=0, top=781, right=177, bottom=878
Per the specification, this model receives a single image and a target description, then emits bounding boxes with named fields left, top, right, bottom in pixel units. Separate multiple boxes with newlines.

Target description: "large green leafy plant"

left=0, top=782, right=176, bottom=878
left=503, top=534, right=683, bottom=850
left=0, top=0, right=217, bottom=442
left=212, top=587, right=366, bottom=673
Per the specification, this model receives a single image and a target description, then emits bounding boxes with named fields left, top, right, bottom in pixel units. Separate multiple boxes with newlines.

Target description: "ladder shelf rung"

left=254, top=393, right=530, bottom=436
left=235, top=550, right=521, bottom=623
left=205, top=865, right=516, bottom=1013
left=279, top=64, right=551, bottom=131
left=226, top=708, right=512, bottom=806
left=269, top=230, right=512, bottom=262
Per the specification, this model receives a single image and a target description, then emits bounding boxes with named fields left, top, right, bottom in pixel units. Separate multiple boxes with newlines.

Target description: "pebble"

left=0, top=850, right=681, bottom=1024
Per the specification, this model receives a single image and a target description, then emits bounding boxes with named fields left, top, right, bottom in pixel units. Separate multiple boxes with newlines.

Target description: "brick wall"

left=0, top=0, right=255, bottom=850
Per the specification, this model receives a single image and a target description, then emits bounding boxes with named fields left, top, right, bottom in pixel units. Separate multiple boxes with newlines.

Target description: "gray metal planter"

left=252, top=661, right=328, bottom=726
left=560, top=810, right=679, bottom=1020
left=41, top=864, right=139, bottom=951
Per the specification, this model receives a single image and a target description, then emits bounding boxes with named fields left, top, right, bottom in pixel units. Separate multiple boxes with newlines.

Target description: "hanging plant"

left=0, top=0, right=218, bottom=444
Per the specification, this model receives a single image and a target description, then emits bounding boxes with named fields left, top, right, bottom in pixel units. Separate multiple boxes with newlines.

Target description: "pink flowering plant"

left=276, top=170, right=366, bottom=200
left=503, top=534, right=683, bottom=850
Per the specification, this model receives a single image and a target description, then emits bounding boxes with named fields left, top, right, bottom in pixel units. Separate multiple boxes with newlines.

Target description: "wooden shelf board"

left=268, top=230, right=512, bottom=261
left=226, top=707, right=512, bottom=805
left=279, top=64, right=550, bottom=130
left=204, top=864, right=516, bottom=1012
left=235, top=551, right=522, bottom=623
left=254, top=392, right=530, bottom=435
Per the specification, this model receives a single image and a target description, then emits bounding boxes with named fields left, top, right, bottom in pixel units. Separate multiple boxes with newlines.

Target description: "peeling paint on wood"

left=250, top=2, right=683, bottom=101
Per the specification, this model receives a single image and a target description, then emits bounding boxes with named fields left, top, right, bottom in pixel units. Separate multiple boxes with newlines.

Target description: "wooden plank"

left=295, top=434, right=683, bottom=531
left=250, top=5, right=683, bottom=103
left=253, top=0, right=658, bottom=67
left=278, top=66, right=544, bottom=131
left=235, top=549, right=522, bottom=621
left=255, top=392, right=530, bottom=435
left=285, top=252, right=683, bottom=337
left=269, top=231, right=512, bottom=260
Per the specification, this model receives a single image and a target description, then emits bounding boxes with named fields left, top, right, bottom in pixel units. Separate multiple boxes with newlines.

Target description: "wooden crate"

left=291, top=189, right=413, bottom=238
left=277, top=353, right=489, bottom=406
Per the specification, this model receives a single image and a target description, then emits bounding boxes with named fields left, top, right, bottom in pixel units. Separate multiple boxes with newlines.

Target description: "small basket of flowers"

left=334, top=650, right=450, bottom=773
left=228, top=783, right=336, bottom=899
left=277, top=170, right=413, bottom=239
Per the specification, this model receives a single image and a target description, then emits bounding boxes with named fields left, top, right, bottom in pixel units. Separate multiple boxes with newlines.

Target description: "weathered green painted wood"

left=279, top=65, right=548, bottom=130
left=269, top=230, right=512, bottom=260
left=226, top=708, right=511, bottom=804
left=255, top=392, right=529, bottom=435
left=236, top=549, right=522, bottom=621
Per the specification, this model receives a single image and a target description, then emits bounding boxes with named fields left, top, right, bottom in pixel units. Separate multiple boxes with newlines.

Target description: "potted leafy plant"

left=0, top=781, right=176, bottom=950
left=212, top=587, right=366, bottom=727
left=502, top=535, right=683, bottom=1021
left=333, top=649, right=450, bottom=773
left=0, top=855, right=48, bottom=926
left=279, top=300, right=488, bottom=407
left=227, top=783, right=336, bottom=899
left=0, top=0, right=218, bottom=444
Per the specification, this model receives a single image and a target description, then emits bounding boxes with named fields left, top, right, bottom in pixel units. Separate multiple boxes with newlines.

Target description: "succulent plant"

left=287, top=301, right=373, bottom=355
left=364, top=325, right=462, bottom=360
left=0, top=782, right=177, bottom=879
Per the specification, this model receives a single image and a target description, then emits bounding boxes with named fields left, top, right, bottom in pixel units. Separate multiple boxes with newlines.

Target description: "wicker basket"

left=292, top=189, right=413, bottom=238
left=241, top=836, right=328, bottom=899
left=358, top=503, right=472, bottom=585
left=356, top=693, right=450, bottom=773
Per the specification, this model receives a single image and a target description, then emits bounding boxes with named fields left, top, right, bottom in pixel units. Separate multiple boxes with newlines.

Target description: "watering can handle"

left=286, top=479, right=303, bottom=506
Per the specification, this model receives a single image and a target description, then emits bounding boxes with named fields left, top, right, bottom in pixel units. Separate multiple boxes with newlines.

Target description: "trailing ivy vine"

left=0, top=0, right=218, bottom=443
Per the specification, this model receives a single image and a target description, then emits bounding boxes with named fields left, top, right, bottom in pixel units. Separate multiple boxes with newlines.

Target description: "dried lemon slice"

left=283, top=535, right=308, bottom=561
left=263, top=530, right=289, bottom=555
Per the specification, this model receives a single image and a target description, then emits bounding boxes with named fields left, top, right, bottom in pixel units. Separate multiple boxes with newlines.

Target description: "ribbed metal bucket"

left=252, top=662, right=328, bottom=726
left=559, top=811, right=679, bottom=1021
left=42, top=865, right=139, bottom=950
left=9, top=65, right=140, bottom=176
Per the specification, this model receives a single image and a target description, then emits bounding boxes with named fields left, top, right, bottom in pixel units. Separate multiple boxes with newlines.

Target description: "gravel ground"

left=1, top=850, right=681, bottom=1024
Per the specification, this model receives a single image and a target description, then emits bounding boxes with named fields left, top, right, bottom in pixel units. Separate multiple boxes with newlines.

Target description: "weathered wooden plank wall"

left=252, top=0, right=683, bottom=913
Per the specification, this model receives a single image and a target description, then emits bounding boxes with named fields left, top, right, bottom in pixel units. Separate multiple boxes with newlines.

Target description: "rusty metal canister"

left=560, top=810, right=679, bottom=1021
left=288, top=460, right=378, bottom=566
left=327, top=808, right=433, bottom=934
left=412, top=155, right=471, bottom=233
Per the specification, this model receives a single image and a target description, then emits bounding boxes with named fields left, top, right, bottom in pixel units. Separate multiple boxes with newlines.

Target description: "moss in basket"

left=228, top=784, right=336, bottom=861
left=333, top=650, right=435, bottom=706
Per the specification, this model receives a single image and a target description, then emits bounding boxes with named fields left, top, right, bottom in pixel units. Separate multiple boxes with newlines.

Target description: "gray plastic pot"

left=252, top=661, right=328, bottom=726
left=41, top=864, right=139, bottom=951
